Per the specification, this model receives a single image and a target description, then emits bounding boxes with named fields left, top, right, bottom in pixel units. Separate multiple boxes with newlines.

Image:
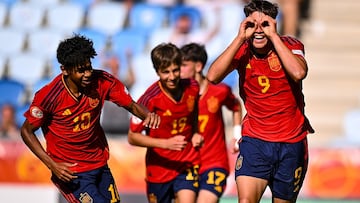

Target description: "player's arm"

left=261, top=15, right=308, bottom=82
left=128, top=128, right=188, bottom=151
left=191, top=99, right=204, bottom=148
left=207, top=16, right=255, bottom=84
left=20, top=120, right=77, bottom=182
left=231, top=101, right=243, bottom=153
left=125, top=101, right=160, bottom=129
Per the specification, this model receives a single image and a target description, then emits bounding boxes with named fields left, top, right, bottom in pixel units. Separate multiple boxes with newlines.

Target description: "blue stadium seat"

left=128, top=3, right=167, bottom=37
left=111, top=29, right=147, bottom=75
left=0, top=79, right=27, bottom=108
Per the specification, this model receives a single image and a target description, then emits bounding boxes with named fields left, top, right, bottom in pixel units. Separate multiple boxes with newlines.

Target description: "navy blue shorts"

left=52, top=165, right=120, bottom=203
left=235, top=136, right=308, bottom=201
left=147, top=165, right=199, bottom=203
left=199, top=167, right=228, bottom=198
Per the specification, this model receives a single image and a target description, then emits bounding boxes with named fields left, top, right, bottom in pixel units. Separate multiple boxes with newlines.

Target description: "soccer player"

left=206, top=0, right=314, bottom=202
left=20, top=34, right=160, bottom=203
left=128, top=43, right=204, bottom=203
left=180, top=43, right=243, bottom=203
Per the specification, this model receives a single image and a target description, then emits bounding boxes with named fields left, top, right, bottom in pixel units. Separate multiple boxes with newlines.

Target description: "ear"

left=195, top=62, right=203, bottom=73
left=60, top=65, right=69, bottom=76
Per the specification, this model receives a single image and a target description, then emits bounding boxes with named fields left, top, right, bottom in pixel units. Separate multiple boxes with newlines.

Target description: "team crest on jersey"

left=187, top=95, right=195, bottom=112
left=207, top=96, right=219, bottom=113
left=268, top=53, right=281, bottom=72
left=79, top=192, right=93, bottom=203
left=30, top=106, right=43, bottom=118
left=88, top=98, right=99, bottom=108
left=148, top=193, right=157, bottom=203
left=235, top=155, right=243, bottom=170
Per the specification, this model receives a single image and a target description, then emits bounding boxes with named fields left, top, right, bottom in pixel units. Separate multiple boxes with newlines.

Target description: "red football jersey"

left=232, top=36, right=313, bottom=143
left=198, top=83, right=241, bottom=174
left=24, top=70, right=133, bottom=172
left=130, top=79, right=200, bottom=183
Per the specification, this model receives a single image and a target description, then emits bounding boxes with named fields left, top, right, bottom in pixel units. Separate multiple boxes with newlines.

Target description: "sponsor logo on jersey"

left=79, top=192, right=93, bottom=203
left=162, top=109, right=172, bottom=116
left=62, top=109, right=72, bottom=116
left=30, top=106, right=43, bottom=119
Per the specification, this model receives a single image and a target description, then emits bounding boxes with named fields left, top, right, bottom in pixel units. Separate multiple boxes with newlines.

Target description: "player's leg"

left=197, top=168, right=228, bottom=203
left=174, top=165, right=199, bottom=203
left=271, top=138, right=308, bottom=203
left=235, top=136, right=273, bottom=203
left=147, top=181, right=174, bottom=203
left=98, top=165, right=121, bottom=202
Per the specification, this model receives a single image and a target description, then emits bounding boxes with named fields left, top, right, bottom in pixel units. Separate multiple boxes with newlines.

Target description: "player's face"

left=249, top=11, right=270, bottom=52
left=68, top=62, right=93, bottom=88
left=157, top=63, right=181, bottom=92
left=180, top=60, right=197, bottom=79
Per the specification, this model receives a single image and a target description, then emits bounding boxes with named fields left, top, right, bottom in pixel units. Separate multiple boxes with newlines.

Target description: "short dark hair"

left=244, top=0, right=279, bottom=19
left=56, top=34, right=97, bottom=70
left=180, top=43, right=208, bottom=68
left=151, top=43, right=182, bottom=72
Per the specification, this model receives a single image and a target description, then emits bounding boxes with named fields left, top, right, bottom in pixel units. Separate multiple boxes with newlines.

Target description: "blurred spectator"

left=168, top=6, right=220, bottom=47
left=0, top=104, right=20, bottom=140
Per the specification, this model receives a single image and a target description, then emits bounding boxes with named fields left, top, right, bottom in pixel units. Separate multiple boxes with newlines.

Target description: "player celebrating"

left=128, top=43, right=203, bottom=203
left=180, top=43, right=243, bottom=203
left=20, top=34, right=160, bottom=203
left=206, top=0, right=314, bottom=202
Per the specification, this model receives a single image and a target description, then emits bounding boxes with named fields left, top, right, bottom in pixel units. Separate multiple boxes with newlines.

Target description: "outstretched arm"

left=20, top=120, right=77, bottom=182
left=125, top=101, right=161, bottom=129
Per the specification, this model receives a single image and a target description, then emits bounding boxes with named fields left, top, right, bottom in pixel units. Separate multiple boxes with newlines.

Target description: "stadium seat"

left=128, top=3, right=167, bottom=37
left=86, top=1, right=127, bottom=36
left=111, top=29, right=147, bottom=74
left=0, top=79, right=27, bottom=108
left=7, top=53, right=47, bottom=87
left=0, top=28, right=26, bottom=56
left=343, top=109, right=360, bottom=144
left=8, top=1, right=46, bottom=31
left=26, top=0, right=61, bottom=8
left=46, top=2, right=85, bottom=34
left=27, top=28, right=65, bottom=60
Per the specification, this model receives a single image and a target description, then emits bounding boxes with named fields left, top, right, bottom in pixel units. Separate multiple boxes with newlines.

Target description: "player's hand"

left=239, top=16, right=257, bottom=41
left=143, top=112, right=161, bottom=129
left=166, top=135, right=187, bottom=151
left=50, top=162, right=78, bottom=182
left=230, top=137, right=240, bottom=154
left=192, top=133, right=204, bottom=148
left=260, top=15, right=277, bottom=39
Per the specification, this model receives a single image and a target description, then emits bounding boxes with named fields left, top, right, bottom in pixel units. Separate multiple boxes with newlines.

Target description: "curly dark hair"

left=244, top=0, right=279, bottom=19
left=56, top=34, right=97, bottom=70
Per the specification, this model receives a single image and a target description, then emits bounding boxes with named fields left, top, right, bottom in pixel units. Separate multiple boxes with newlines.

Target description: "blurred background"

left=0, top=0, right=359, bottom=202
